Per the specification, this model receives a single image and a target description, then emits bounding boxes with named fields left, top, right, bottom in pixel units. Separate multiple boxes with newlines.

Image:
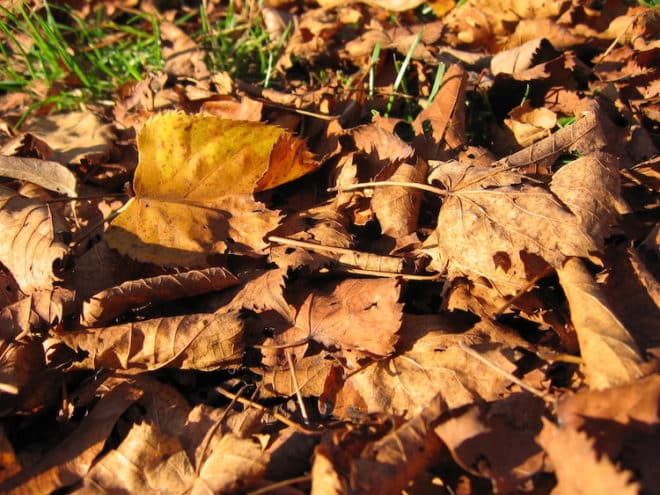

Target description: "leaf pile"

left=0, top=1, right=658, bottom=494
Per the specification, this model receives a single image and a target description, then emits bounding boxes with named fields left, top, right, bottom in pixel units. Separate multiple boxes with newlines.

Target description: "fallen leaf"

left=505, top=21, right=585, bottom=50
left=504, top=102, right=557, bottom=147
left=536, top=418, right=641, bottom=495
left=81, top=267, right=239, bottom=327
left=75, top=421, right=193, bottom=495
left=423, top=151, right=624, bottom=293
left=423, top=166, right=583, bottom=291
left=601, top=245, right=660, bottom=354
left=200, top=95, right=263, bottom=121
left=491, top=38, right=559, bottom=75
left=330, top=317, right=524, bottom=418
left=29, top=287, right=75, bottom=328
left=227, top=267, right=293, bottom=321
left=268, top=201, right=354, bottom=272
left=371, top=159, right=428, bottom=247
left=0, top=381, right=143, bottom=494
left=0, top=267, right=20, bottom=309
left=276, top=7, right=342, bottom=70
left=0, top=185, right=69, bottom=292
left=105, top=111, right=318, bottom=265
left=0, top=298, right=44, bottom=396
left=23, top=111, right=114, bottom=164
left=294, top=278, right=402, bottom=363
left=557, top=374, right=660, bottom=429
left=261, top=353, right=335, bottom=398
left=192, top=429, right=269, bottom=494
left=351, top=124, right=415, bottom=165
left=555, top=375, right=660, bottom=490
left=72, top=240, right=145, bottom=303
left=433, top=396, right=546, bottom=493
left=0, top=426, right=20, bottom=484
left=134, top=374, right=192, bottom=439
left=310, top=442, right=346, bottom=495
left=349, top=394, right=447, bottom=495
left=413, top=64, right=468, bottom=159
left=556, top=257, right=645, bottom=390
left=160, top=21, right=209, bottom=80
left=54, top=310, right=245, bottom=372
left=318, top=0, right=425, bottom=11
left=0, top=154, right=77, bottom=196
left=550, top=152, right=623, bottom=246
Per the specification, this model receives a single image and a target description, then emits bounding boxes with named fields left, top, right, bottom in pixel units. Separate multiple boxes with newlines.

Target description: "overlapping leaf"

left=81, top=267, right=239, bottom=327
left=423, top=151, right=624, bottom=293
left=106, top=112, right=318, bottom=266
left=55, top=311, right=245, bottom=372
left=0, top=185, right=68, bottom=292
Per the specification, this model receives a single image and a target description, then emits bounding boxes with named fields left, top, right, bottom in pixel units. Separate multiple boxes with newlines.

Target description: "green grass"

left=198, top=0, right=291, bottom=86
left=0, top=1, right=163, bottom=123
left=0, top=0, right=291, bottom=126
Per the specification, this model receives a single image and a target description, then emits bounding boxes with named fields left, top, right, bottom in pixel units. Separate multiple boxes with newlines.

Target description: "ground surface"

left=0, top=1, right=658, bottom=494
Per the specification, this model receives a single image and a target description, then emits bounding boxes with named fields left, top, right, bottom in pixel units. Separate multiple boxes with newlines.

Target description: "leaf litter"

left=0, top=1, right=658, bottom=494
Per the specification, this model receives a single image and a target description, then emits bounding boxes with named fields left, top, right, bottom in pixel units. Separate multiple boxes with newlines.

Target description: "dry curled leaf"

left=413, top=64, right=468, bottom=158
left=295, top=278, right=403, bottom=362
left=0, top=382, right=143, bottom=494
left=330, top=317, right=524, bottom=418
left=106, top=112, right=318, bottom=266
left=82, top=267, right=239, bottom=327
left=0, top=154, right=77, bottom=196
left=372, top=159, right=428, bottom=247
left=55, top=310, right=245, bottom=372
left=423, top=151, right=624, bottom=293
left=537, top=419, right=641, bottom=495
left=349, top=394, right=447, bottom=495
left=0, top=185, right=68, bottom=292
left=557, top=257, right=645, bottom=390
left=23, top=111, right=113, bottom=164
left=75, top=421, right=193, bottom=495
left=434, top=397, right=546, bottom=493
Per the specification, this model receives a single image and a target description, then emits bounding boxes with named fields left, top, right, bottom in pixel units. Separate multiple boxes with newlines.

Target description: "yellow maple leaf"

left=105, top=112, right=318, bottom=266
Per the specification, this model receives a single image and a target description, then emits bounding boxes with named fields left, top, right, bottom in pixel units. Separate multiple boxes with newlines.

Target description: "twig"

left=44, top=192, right=128, bottom=204
left=458, top=341, right=553, bottom=403
left=215, top=386, right=320, bottom=435
left=269, top=235, right=414, bottom=276
left=246, top=475, right=312, bottom=495
left=492, top=267, right=553, bottom=319
left=71, top=196, right=133, bottom=247
left=328, top=180, right=448, bottom=196
left=342, top=267, right=443, bottom=280
left=263, top=102, right=340, bottom=121
left=196, top=385, right=248, bottom=476
left=286, top=350, right=310, bottom=425
left=593, top=12, right=642, bottom=77
left=254, top=337, right=310, bottom=350
left=535, top=349, right=582, bottom=364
